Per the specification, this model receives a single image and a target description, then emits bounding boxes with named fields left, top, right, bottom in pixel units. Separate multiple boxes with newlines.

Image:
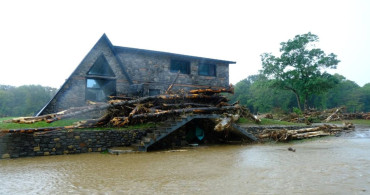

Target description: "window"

left=198, top=63, right=216, bottom=76
left=87, top=55, right=115, bottom=77
left=86, top=78, right=116, bottom=102
left=149, top=89, right=161, bottom=96
left=170, top=59, right=190, bottom=74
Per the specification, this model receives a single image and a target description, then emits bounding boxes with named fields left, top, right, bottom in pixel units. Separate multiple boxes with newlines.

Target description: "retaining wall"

left=0, top=129, right=146, bottom=159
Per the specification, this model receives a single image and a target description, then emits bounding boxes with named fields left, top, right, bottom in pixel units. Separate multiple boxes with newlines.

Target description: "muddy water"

left=1, top=127, right=370, bottom=195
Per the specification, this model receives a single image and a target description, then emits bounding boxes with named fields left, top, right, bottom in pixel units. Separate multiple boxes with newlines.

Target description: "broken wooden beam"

left=110, top=105, right=242, bottom=127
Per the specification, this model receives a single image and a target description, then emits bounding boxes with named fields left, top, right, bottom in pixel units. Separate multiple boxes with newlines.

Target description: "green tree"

left=0, top=85, right=57, bottom=116
left=231, top=74, right=296, bottom=114
left=360, top=83, right=370, bottom=112
left=260, top=32, right=340, bottom=111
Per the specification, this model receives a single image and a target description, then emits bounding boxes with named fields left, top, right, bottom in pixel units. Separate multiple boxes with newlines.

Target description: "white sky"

left=0, top=0, right=369, bottom=88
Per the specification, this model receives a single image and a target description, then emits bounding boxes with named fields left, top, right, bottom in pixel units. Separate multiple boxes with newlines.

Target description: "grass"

left=0, top=117, right=80, bottom=130
left=0, top=117, right=157, bottom=131
left=328, top=119, right=370, bottom=126
left=237, top=117, right=304, bottom=126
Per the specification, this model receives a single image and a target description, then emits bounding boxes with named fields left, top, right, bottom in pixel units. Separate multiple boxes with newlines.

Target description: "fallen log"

left=165, top=71, right=180, bottom=94
left=46, top=103, right=110, bottom=123
left=258, top=123, right=354, bottom=141
left=7, top=110, right=68, bottom=124
left=110, top=105, right=242, bottom=127
left=189, top=87, right=234, bottom=95
left=0, top=126, right=76, bottom=134
left=214, top=114, right=240, bottom=132
left=160, top=103, right=212, bottom=109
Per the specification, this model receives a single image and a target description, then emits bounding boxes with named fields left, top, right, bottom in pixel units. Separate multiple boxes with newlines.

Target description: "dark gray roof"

left=114, top=46, right=236, bottom=64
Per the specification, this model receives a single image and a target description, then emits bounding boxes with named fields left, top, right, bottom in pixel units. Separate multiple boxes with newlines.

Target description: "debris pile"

left=258, top=122, right=355, bottom=141
left=5, top=87, right=260, bottom=132
left=276, top=107, right=370, bottom=123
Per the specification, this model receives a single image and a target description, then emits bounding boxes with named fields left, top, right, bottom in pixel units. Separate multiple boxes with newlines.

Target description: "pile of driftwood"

left=277, top=107, right=370, bottom=123
left=5, top=87, right=260, bottom=132
left=258, top=122, right=355, bottom=141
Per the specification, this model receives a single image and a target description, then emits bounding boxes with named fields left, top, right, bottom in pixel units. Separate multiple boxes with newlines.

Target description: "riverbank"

left=0, top=117, right=366, bottom=159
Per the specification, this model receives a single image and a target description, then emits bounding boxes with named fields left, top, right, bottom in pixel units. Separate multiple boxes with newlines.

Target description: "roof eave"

left=114, top=46, right=236, bottom=64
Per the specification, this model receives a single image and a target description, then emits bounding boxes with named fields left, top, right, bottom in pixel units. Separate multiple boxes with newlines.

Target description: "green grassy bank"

left=237, top=117, right=305, bottom=126
left=0, top=117, right=156, bottom=131
left=329, top=119, right=370, bottom=126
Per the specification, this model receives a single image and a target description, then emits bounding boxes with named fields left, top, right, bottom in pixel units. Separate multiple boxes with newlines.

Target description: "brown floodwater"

left=1, top=126, right=370, bottom=195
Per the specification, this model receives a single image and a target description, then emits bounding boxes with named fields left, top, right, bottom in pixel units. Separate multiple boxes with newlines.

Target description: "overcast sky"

left=1, top=0, right=369, bottom=88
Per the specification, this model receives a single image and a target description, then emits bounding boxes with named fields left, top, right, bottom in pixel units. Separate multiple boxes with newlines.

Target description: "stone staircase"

left=231, top=124, right=258, bottom=141
left=131, top=114, right=259, bottom=152
left=131, top=114, right=222, bottom=152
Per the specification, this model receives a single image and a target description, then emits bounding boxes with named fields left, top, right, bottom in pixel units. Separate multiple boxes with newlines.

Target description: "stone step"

left=131, top=144, right=146, bottom=152
left=142, top=137, right=152, bottom=144
left=135, top=140, right=144, bottom=145
left=162, top=121, right=176, bottom=125
left=161, top=123, right=175, bottom=127
left=146, top=133, right=155, bottom=138
left=108, top=147, right=134, bottom=154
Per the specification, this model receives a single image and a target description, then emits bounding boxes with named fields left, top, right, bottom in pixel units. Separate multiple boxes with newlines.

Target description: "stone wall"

left=0, top=129, right=146, bottom=159
left=116, top=49, right=230, bottom=96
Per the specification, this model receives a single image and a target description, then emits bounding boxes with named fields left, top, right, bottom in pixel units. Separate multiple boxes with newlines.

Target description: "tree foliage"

left=230, top=75, right=296, bottom=114
left=232, top=74, right=370, bottom=114
left=0, top=85, right=57, bottom=117
left=260, top=32, right=340, bottom=111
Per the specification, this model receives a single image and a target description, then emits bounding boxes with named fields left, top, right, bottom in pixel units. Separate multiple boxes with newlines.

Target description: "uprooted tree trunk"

left=324, top=107, right=344, bottom=122
left=258, top=123, right=354, bottom=141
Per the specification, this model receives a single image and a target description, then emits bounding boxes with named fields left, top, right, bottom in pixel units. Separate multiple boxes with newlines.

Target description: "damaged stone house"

left=37, top=34, right=235, bottom=116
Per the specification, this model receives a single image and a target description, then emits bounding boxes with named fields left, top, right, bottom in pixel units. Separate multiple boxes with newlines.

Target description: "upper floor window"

left=87, top=55, right=115, bottom=77
left=170, top=59, right=190, bottom=74
left=198, top=63, right=216, bottom=76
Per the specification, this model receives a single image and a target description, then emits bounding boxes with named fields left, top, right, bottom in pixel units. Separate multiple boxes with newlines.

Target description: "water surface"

left=1, top=126, right=370, bottom=194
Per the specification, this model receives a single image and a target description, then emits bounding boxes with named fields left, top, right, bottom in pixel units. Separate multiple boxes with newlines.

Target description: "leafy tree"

left=231, top=74, right=296, bottom=114
left=260, top=32, right=340, bottom=111
left=357, top=83, right=370, bottom=112
left=0, top=85, right=57, bottom=117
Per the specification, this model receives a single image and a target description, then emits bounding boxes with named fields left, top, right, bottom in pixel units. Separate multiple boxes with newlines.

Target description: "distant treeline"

left=1, top=74, right=369, bottom=117
left=230, top=74, right=370, bottom=114
left=0, top=85, right=57, bottom=117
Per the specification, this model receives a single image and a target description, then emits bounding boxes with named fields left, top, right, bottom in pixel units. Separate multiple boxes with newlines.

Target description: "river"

left=1, top=126, right=370, bottom=195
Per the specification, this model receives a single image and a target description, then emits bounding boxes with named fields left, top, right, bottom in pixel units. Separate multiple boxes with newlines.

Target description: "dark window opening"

left=87, top=55, right=115, bottom=77
left=86, top=78, right=116, bottom=102
left=198, top=63, right=216, bottom=76
left=149, top=89, right=161, bottom=96
left=170, top=59, right=190, bottom=74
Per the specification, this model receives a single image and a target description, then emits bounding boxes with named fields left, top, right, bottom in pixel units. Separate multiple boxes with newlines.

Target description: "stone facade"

left=37, top=34, right=234, bottom=115
left=115, top=48, right=230, bottom=95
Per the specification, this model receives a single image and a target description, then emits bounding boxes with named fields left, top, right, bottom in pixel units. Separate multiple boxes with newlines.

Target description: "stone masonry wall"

left=0, top=129, right=146, bottom=159
left=116, top=50, right=230, bottom=96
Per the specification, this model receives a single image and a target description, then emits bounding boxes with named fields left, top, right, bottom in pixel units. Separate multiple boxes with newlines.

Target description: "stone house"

left=37, top=34, right=235, bottom=116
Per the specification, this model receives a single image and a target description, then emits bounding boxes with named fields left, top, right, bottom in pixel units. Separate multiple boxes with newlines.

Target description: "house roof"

left=114, top=46, right=236, bottom=64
